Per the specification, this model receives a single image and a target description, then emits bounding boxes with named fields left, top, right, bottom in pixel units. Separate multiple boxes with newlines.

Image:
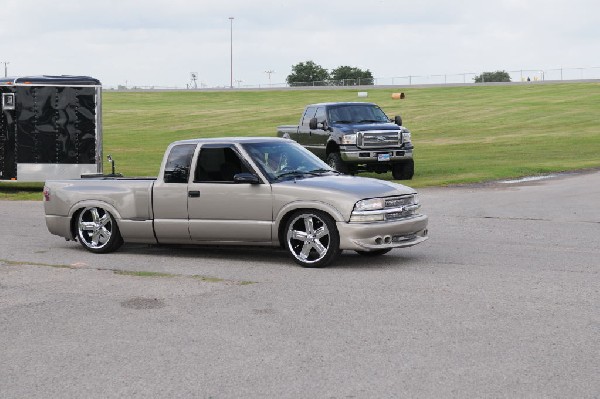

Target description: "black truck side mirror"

left=309, top=117, right=327, bottom=130
left=394, top=115, right=403, bottom=126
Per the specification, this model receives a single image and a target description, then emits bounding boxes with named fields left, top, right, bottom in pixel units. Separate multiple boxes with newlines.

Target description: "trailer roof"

left=0, top=75, right=101, bottom=86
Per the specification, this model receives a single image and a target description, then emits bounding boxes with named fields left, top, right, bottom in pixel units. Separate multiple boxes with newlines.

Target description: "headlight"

left=402, top=131, right=411, bottom=143
left=354, top=198, right=385, bottom=211
left=341, top=134, right=357, bottom=145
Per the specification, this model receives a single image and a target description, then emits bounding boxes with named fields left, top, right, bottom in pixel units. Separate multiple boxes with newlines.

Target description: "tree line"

left=286, top=62, right=512, bottom=86
left=286, top=60, right=374, bottom=86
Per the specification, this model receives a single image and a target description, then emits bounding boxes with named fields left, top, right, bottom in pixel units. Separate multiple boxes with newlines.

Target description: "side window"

left=163, top=144, right=196, bottom=183
left=315, top=107, right=326, bottom=123
left=194, top=146, right=249, bottom=183
left=301, top=106, right=317, bottom=127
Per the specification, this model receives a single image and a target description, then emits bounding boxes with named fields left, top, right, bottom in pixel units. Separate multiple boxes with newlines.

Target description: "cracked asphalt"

left=1, top=170, right=599, bottom=398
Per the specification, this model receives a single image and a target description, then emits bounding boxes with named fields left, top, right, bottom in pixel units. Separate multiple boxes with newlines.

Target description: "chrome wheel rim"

left=78, top=207, right=113, bottom=249
left=286, top=213, right=331, bottom=264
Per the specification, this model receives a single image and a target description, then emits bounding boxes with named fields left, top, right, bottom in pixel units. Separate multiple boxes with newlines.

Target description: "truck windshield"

left=242, top=141, right=334, bottom=182
left=328, top=104, right=389, bottom=124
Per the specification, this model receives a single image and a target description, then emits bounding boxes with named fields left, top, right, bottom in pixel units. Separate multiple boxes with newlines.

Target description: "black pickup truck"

left=277, top=102, right=414, bottom=180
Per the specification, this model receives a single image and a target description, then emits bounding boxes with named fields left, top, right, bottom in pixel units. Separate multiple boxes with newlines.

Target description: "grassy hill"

left=103, top=82, right=600, bottom=186
left=2, top=81, right=598, bottom=199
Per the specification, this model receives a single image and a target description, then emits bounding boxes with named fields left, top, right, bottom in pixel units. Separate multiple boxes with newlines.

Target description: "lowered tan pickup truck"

left=43, top=137, right=428, bottom=267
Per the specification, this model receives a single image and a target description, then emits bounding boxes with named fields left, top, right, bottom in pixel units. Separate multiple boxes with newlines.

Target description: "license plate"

left=377, top=153, right=391, bottom=161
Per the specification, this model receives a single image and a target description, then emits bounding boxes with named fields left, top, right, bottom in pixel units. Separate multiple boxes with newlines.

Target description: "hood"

left=274, top=174, right=415, bottom=200
left=332, top=122, right=401, bottom=134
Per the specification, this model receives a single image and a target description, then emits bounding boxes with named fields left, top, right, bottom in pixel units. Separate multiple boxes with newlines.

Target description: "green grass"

left=2, top=82, right=599, bottom=199
left=102, top=82, right=600, bottom=184
left=0, top=182, right=44, bottom=200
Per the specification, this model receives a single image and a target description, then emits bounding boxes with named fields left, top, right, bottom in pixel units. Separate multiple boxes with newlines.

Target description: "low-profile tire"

left=327, top=152, right=350, bottom=174
left=76, top=207, right=123, bottom=253
left=392, top=159, right=414, bottom=180
left=355, top=248, right=393, bottom=257
left=284, top=210, right=340, bottom=268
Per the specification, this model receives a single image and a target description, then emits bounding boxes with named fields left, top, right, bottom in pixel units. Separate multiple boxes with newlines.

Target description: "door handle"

left=188, top=191, right=200, bottom=198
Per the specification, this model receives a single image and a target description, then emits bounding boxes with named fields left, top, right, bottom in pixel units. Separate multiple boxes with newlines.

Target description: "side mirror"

left=309, top=117, right=318, bottom=130
left=233, top=173, right=260, bottom=184
left=394, top=115, right=403, bottom=126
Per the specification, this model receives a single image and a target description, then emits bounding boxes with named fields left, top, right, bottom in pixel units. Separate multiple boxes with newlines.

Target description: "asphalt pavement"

left=1, top=170, right=599, bottom=398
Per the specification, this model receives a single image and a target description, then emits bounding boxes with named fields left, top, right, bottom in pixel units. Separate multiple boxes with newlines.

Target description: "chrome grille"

left=384, top=195, right=418, bottom=220
left=384, top=196, right=414, bottom=208
left=357, top=130, right=400, bottom=149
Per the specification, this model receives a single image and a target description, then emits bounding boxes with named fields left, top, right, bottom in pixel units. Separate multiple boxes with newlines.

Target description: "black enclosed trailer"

left=0, top=75, right=102, bottom=181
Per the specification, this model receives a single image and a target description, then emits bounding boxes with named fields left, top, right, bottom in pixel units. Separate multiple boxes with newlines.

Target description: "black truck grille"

left=357, top=130, right=400, bottom=148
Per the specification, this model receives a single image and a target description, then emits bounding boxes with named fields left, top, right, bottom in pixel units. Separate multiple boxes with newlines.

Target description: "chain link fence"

left=105, top=66, right=600, bottom=90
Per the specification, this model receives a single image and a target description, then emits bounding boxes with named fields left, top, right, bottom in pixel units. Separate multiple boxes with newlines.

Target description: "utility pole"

left=264, top=70, right=275, bottom=86
left=1, top=61, right=9, bottom=77
left=229, top=17, right=234, bottom=89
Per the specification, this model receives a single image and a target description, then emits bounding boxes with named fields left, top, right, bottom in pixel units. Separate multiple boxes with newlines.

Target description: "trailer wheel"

left=76, top=207, right=123, bottom=253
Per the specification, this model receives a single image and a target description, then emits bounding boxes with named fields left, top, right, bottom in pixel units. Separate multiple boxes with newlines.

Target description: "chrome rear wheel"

left=76, top=207, right=123, bottom=253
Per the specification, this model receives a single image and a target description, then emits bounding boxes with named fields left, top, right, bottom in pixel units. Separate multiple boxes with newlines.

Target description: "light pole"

left=264, top=70, right=275, bottom=86
left=229, top=17, right=234, bottom=89
left=1, top=61, right=9, bottom=77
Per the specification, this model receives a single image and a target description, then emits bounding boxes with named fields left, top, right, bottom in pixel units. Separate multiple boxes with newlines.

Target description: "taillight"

left=43, top=186, right=51, bottom=201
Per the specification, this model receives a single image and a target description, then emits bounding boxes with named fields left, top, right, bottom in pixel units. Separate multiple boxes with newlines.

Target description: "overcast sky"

left=1, top=0, right=599, bottom=88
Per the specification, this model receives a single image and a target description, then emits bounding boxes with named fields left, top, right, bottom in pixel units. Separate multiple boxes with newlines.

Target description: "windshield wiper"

left=331, top=120, right=353, bottom=124
left=357, top=119, right=382, bottom=123
left=275, top=170, right=311, bottom=180
left=308, top=168, right=340, bottom=175
left=275, top=168, right=338, bottom=181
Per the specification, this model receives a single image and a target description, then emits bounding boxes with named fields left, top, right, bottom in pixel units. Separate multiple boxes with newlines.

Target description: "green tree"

left=330, top=66, right=374, bottom=85
left=286, top=61, right=330, bottom=87
left=474, top=70, right=511, bottom=83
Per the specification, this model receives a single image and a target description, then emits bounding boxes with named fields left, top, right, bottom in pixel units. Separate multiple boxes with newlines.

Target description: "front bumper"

left=340, top=147, right=413, bottom=164
left=337, top=214, right=428, bottom=251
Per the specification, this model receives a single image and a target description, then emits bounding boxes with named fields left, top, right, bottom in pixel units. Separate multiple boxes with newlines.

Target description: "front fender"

left=273, top=200, right=346, bottom=243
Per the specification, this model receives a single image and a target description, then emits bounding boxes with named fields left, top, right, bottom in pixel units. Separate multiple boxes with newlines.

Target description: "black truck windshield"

left=328, top=104, right=389, bottom=124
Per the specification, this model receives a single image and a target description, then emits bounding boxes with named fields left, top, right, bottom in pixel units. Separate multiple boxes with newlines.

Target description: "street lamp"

left=1, top=61, right=9, bottom=77
left=264, top=70, right=275, bottom=86
left=229, top=17, right=234, bottom=89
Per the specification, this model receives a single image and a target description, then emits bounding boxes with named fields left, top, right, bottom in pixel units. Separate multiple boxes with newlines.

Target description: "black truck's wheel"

left=392, top=159, right=414, bottom=180
left=76, top=207, right=123, bottom=253
left=327, top=152, right=350, bottom=174
left=284, top=210, right=340, bottom=268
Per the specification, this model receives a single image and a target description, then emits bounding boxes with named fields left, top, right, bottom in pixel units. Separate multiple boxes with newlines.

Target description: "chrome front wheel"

left=284, top=210, right=340, bottom=268
left=76, top=207, right=123, bottom=253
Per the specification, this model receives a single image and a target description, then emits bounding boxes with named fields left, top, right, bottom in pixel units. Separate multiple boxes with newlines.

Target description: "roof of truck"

left=171, top=137, right=290, bottom=146
left=0, top=75, right=101, bottom=86
left=306, top=102, right=377, bottom=107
